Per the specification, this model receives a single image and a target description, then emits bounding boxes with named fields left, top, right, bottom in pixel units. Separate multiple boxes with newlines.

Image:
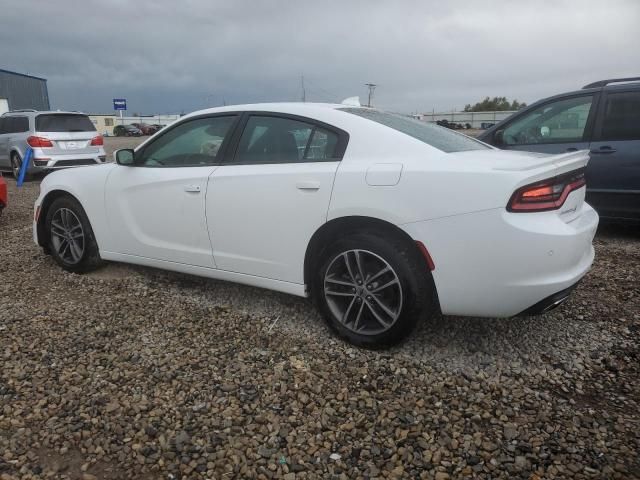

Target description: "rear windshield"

left=36, top=114, right=96, bottom=132
left=340, top=108, right=489, bottom=153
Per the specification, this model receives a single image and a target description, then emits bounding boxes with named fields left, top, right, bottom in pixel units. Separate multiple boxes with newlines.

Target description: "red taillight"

left=508, top=169, right=586, bottom=213
left=90, top=135, right=104, bottom=146
left=27, top=136, right=53, bottom=148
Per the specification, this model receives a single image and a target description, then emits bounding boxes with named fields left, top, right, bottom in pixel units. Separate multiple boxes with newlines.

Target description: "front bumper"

left=400, top=201, right=598, bottom=318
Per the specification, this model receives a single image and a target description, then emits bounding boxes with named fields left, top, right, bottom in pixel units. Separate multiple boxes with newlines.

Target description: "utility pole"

left=301, top=75, right=306, bottom=102
left=365, top=83, right=377, bottom=107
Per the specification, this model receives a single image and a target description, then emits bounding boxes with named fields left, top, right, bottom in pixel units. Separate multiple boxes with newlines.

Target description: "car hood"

left=41, top=163, right=117, bottom=192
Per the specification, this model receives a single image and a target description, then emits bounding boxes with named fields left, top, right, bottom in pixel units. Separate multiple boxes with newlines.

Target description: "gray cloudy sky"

left=1, top=0, right=639, bottom=115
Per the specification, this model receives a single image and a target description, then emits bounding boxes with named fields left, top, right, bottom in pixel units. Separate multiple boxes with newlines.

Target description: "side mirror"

left=114, top=148, right=135, bottom=166
left=493, top=129, right=505, bottom=146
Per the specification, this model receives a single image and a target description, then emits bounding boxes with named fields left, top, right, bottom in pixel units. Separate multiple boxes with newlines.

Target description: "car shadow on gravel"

left=84, top=261, right=610, bottom=373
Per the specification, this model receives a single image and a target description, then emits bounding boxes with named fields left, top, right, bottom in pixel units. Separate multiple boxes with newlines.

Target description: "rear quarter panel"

left=328, top=127, right=523, bottom=225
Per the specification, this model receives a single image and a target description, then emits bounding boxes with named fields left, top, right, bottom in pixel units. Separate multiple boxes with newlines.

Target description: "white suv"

left=0, top=110, right=107, bottom=179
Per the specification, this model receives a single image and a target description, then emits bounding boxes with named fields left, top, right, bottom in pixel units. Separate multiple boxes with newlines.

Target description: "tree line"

left=464, top=96, right=527, bottom=112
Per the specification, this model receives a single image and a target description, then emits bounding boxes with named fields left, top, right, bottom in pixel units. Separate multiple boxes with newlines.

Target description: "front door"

left=105, top=114, right=238, bottom=267
left=587, top=89, right=640, bottom=220
left=207, top=113, right=346, bottom=283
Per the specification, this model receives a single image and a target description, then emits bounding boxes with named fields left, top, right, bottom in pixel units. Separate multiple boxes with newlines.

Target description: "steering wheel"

left=512, top=126, right=542, bottom=145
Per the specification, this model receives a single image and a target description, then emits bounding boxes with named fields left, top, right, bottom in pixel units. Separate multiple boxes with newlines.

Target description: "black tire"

left=312, top=230, right=437, bottom=348
left=10, top=152, right=30, bottom=182
left=45, top=196, right=103, bottom=273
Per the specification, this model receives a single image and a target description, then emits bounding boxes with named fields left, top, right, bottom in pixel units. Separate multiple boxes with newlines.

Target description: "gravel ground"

left=0, top=143, right=639, bottom=479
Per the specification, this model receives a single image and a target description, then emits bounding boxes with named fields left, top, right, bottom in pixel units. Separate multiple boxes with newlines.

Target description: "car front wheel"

left=313, top=231, right=437, bottom=348
left=45, top=196, right=102, bottom=273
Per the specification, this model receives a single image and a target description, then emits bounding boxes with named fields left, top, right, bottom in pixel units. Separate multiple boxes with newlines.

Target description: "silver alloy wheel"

left=50, top=208, right=85, bottom=265
left=324, top=249, right=403, bottom=335
left=11, top=155, right=21, bottom=178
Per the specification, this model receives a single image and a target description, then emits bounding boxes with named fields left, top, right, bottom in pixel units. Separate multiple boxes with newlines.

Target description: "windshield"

left=340, top=108, right=489, bottom=153
left=36, top=114, right=96, bottom=132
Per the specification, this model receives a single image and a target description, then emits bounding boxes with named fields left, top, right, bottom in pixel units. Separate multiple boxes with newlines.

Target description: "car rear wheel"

left=45, top=196, right=102, bottom=273
left=10, top=153, right=29, bottom=181
left=313, top=230, right=437, bottom=348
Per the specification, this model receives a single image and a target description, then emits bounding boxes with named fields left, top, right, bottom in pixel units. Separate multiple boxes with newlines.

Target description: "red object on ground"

left=0, top=174, right=7, bottom=215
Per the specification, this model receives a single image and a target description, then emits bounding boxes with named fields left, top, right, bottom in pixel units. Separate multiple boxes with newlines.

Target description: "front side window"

left=138, top=116, right=236, bottom=167
left=234, top=115, right=340, bottom=164
left=503, top=95, right=593, bottom=145
left=599, top=91, right=640, bottom=141
left=36, top=114, right=95, bottom=132
left=341, top=108, right=488, bottom=153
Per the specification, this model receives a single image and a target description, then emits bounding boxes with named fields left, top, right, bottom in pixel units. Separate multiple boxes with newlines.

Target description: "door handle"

left=566, top=147, right=578, bottom=152
left=184, top=185, right=201, bottom=193
left=296, top=181, right=320, bottom=190
left=590, top=146, right=617, bottom=155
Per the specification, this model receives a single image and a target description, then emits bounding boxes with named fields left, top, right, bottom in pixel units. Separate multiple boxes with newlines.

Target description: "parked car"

left=33, top=103, right=598, bottom=347
left=0, top=173, right=6, bottom=216
left=479, top=77, right=640, bottom=222
left=131, top=123, right=159, bottom=135
left=113, top=125, right=143, bottom=137
left=0, top=110, right=107, bottom=179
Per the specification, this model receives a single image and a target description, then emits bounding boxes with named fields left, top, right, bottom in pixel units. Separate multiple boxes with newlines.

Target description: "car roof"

left=530, top=78, right=640, bottom=107
left=1, top=110, right=89, bottom=117
left=181, top=102, right=347, bottom=119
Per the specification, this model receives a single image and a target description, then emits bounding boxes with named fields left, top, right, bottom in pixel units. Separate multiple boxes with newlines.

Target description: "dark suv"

left=479, top=77, right=640, bottom=222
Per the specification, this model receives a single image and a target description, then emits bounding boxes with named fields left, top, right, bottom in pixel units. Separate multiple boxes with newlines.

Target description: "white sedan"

left=33, top=103, right=598, bottom=347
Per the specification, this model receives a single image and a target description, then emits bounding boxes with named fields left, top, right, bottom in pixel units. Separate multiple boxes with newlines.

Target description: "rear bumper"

left=517, top=281, right=580, bottom=316
left=28, top=148, right=108, bottom=172
left=400, top=201, right=598, bottom=317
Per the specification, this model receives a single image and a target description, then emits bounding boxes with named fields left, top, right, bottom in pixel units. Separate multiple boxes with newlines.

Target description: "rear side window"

left=600, top=91, right=640, bottom=141
left=340, top=108, right=488, bottom=153
left=36, top=114, right=96, bottom=132
left=234, top=115, right=340, bottom=164
left=2, top=116, right=29, bottom=133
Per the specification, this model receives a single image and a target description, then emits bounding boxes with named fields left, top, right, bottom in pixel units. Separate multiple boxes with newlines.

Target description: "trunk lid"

left=451, top=148, right=589, bottom=176
left=448, top=149, right=590, bottom=224
left=35, top=113, right=101, bottom=155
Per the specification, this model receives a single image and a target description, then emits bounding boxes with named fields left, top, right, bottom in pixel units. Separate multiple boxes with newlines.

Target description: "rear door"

left=0, top=116, right=29, bottom=163
left=0, top=117, right=8, bottom=167
left=207, top=113, right=347, bottom=283
left=587, top=89, right=640, bottom=220
left=34, top=114, right=100, bottom=155
left=497, top=94, right=598, bottom=154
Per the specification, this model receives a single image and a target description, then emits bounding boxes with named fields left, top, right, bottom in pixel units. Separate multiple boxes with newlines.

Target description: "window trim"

left=133, top=113, right=241, bottom=168
left=592, top=88, right=640, bottom=142
left=224, top=111, right=350, bottom=166
left=500, top=93, right=600, bottom=146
